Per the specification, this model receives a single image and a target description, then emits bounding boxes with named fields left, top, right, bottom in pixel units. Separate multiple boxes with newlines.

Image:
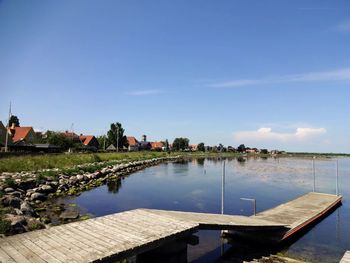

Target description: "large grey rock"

left=30, top=193, right=47, bottom=201
left=4, top=187, right=14, bottom=193
left=17, top=179, right=36, bottom=191
left=9, top=191, right=22, bottom=198
left=38, top=185, right=54, bottom=193
left=5, top=214, right=27, bottom=234
left=20, top=201, right=36, bottom=217
left=76, top=174, right=84, bottom=182
left=59, top=209, right=79, bottom=220
left=1, top=195, right=21, bottom=208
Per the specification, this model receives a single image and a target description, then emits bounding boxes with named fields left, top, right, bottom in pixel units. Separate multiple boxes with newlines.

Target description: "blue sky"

left=1, top=0, right=350, bottom=152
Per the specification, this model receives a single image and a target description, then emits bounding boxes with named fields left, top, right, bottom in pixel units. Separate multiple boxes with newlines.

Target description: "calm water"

left=59, top=157, right=350, bottom=262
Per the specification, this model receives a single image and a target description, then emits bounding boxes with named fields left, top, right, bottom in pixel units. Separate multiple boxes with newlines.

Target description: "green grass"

left=0, top=152, right=171, bottom=173
left=1, top=150, right=346, bottom=173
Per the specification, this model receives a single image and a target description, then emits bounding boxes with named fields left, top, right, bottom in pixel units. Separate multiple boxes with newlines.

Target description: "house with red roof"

left=63, top=131, right=81, bottom=143
left=127, top=136, right=139, bottom=151
left=10, top=125, right=36, bottom=144
left=79, top=135, right=99, bottom=150
left=151, top=141, right=164, bottom=151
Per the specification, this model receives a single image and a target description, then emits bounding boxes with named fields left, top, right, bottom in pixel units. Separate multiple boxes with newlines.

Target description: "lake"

left=57, top=156, right=350, bottom=262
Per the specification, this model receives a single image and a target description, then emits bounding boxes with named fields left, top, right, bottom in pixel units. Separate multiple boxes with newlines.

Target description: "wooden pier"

left=0, top=192, right=342, bottom=262
left=225, top=192, right=342, bottom=243
left=340, top=251, right=350, bottom=263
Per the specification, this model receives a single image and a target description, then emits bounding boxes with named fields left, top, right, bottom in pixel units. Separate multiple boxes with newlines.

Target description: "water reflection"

left=107, top=178, right=122, bottom=194
left=59, top=157, right=350, bottom=263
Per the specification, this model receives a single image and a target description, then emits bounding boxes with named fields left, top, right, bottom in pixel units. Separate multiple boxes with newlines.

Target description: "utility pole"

left=103, top=135, right=106, bottom=151
left=4, top=102, right=11, bottom=152
left=116, top=126, right=119, bottom=152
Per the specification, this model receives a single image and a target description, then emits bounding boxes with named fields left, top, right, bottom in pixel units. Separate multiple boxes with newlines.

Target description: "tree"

left=172, top=137, right=189, bottom=151
left=237, top=144, right=246, bottom=153
left=8, top=115, right=20, bottom=127
left=96, top=135, right=107, bottom=150
left=164, top=139, right=169, bottom=152
left=47, top=131, right=74, bottom=150
left=107, top=122, right=128, bottom=150
left=260, top=149, right=269, bottom=154
left=197, top=142, right=205, bottom=152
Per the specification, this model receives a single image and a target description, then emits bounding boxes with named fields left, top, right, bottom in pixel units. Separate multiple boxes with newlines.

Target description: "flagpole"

left=4, top=102, right=11, bottom=152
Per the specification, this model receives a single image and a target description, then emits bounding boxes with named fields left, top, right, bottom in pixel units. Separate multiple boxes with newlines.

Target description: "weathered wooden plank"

left=13, top=237, right=62, bottom=263
left=0, top=247, right=16, bottom=263
left=6, top=239, right=45, bottom=263
left=0, top=241, right=31, bottom=263
left=340, top=251, right=350, bottom=263
left=31, top=235, right=76, bottom=263
left=59, top=224, right=113, bottom=253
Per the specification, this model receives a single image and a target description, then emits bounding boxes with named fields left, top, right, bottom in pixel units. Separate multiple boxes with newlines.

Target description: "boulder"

left=59, top=209, right=79, bottom=220
left=76, top=175, right=84, bottom=182
left=4, top=188, right=14, bottom=193
left=5, top=214, right=27, bottom=234
left=20, top=201, right=36, bottom=217
left=1, top=195, right=21, bottom=208
left=9, top=191, right=22, bottom=198
left=17, top=179, right=36, bottom=191
left=39, top=185, right=54, bottom=193
left=30, top=193, right=47, bottom=202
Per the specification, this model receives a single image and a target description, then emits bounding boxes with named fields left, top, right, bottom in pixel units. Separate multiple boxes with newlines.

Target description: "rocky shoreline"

left=0, top=156, right=180, bottom=236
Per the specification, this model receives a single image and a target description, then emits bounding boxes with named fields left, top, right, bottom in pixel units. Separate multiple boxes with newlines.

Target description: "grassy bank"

left=0, top=152, right=171, bottom=173
left=1, top=151, right=349, bottom=173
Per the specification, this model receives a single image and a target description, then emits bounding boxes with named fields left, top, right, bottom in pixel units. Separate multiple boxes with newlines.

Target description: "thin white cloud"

left=125, top=89, right=163, bottom=96
left=332, top=20, right=350, bottom=33
left=234, top=127, right=327, bottom=142
left=208, top=68, right=350, bottom=88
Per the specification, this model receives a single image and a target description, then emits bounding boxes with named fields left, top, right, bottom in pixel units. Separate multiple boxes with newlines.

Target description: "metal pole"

left=116, top=126, right=119, bottom=152
left=312, top=158, right=316, bottom=192
left=253, top=199, right=256, bottom=216
left=336, top=159, right=339, bottom=196
left=221, top=161, right=225, bottom=214
left=4, top=102, right=11, bottom=152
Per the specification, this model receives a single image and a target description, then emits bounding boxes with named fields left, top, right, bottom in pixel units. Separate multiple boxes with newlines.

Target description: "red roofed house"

left=79, top=135, right=99, bottom=150
left=10, top=125, right=36, bottom=144
left=151, top=141, right=164, bottom=151
left=127, top=136, right=139, bottom=151
left=63, top=131, right=81, bottom=143
left=0, top=121, right=12, bottom=147
left=189, top=144, right=198, bottom=151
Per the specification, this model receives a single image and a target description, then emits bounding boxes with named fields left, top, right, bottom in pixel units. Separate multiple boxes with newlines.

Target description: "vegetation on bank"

left=0, top=151, right=349, bottom=174
left=0, top=151, right=171, bottom=173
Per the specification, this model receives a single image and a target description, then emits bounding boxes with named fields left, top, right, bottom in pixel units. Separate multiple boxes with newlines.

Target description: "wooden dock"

left=225, top=192, right=342, bottom=243
left=255, top=192, right=341, bottom=240
left=340, top=251, right=350, bottom=263
left=0, top=209, right=285, bottom=263
left=0, top=192, right=342, bottom=262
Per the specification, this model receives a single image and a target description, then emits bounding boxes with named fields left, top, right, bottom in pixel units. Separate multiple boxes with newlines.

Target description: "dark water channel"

left=57, top=157, right=350, bottom=262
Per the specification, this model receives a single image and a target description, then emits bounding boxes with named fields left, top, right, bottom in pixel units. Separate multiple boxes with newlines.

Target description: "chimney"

left=11, top=123, right=15, bottom=129
left=142, top=135, right=147, bottom=142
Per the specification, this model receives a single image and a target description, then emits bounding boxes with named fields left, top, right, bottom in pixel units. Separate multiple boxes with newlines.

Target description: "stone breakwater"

left=0, top=156, right=180, bottom=235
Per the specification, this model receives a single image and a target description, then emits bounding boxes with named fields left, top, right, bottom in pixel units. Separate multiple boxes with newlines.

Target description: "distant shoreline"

left=0, top=151, right=349, bottom=174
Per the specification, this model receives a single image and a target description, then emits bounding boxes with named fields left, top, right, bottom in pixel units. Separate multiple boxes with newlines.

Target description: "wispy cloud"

left=332, top=20, right=350, bottom=33
left=125, top=89, right=163, bottom=96
left=234, top=127, right=327, bottom=142
left=208, top=68, right=350, bottom=88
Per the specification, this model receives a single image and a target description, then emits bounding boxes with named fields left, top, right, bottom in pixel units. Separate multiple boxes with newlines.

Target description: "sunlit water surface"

left=58, top=157, right=350, bottom=262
